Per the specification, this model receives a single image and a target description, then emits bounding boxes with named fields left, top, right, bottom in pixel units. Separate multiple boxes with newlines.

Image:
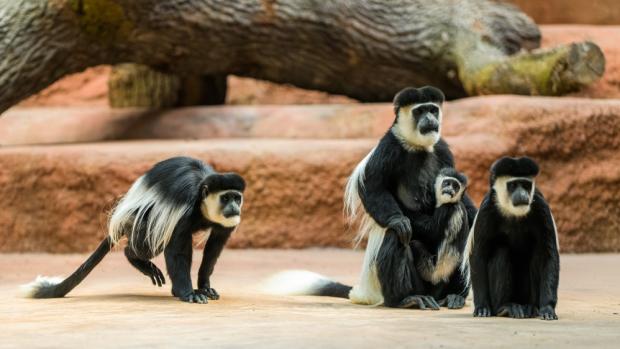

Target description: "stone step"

left=2, top=96, right=620, bottom=253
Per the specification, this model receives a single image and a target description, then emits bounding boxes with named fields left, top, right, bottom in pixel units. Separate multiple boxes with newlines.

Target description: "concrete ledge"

left=2, top=96, right=620, bottom=252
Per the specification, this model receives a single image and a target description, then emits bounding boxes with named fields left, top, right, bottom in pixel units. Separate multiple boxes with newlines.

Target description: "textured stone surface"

left=509, top=0, right=620, bottom=25
left=1, top=96, right=620, bottom=252
left=0, top=140, right=372, bottom=252
left=1, top=251, right=619, bottom=348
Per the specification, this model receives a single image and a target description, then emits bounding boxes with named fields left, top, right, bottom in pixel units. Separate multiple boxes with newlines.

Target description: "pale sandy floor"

left=0, top=250, right=618, bottom=349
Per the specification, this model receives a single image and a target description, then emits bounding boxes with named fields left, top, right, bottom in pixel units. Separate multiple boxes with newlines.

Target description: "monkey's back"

left=110, top=157, right=214, bottom=259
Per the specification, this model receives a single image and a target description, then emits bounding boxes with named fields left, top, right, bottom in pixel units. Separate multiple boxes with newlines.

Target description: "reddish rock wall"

left=508, top=0, right=620, bottom=25
left=1, top=97, right=619, bottom=252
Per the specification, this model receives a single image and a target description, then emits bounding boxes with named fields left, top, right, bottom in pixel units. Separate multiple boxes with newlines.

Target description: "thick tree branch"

left=0, top=0, right=606, bottom=114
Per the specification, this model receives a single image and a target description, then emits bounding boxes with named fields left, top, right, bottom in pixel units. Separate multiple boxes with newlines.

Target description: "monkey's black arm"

left=470, top=197, right=494, bottom=314
left=536, top=197, right=560, bottom=318
left=462, top=193, right=478, bottom=225
left=359, top=142, right=403, bottom=227
left=197, top=226, right=234, bottom=292
left=410, top=213, right=435, bottom=241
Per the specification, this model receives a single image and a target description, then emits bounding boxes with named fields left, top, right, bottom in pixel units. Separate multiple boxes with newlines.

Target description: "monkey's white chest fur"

left=420, top=205, right=464, bottom=285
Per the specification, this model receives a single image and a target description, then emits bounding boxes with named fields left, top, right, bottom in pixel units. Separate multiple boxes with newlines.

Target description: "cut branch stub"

left=458, top=41, right=605, bottom=96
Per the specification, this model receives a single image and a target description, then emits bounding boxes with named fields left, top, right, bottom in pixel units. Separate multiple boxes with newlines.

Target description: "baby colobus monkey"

left=408, top=168, right=470, bottom=309
left=463, top=156, right=559, bottom=320
left=21, top=156, right=246, bottom=304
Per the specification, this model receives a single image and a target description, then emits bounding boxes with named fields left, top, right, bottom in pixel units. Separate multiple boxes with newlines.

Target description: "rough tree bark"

left=0, top=0, right=605, bottom=113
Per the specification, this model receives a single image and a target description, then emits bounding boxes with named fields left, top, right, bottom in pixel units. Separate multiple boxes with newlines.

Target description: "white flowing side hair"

left=344, top=147, right=385, bottom=305
left=108, top=176, right=192, bottom=255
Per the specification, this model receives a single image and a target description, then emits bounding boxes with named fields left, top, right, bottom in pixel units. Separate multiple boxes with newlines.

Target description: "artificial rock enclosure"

left=1, top=24, right=620, bottom=253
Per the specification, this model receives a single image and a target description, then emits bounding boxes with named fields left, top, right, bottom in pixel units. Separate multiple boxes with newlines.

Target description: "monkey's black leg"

left=437, top=269, right=469, bottom=309
left=124, top=247, right=166, bottom=287
left=377, top=232, right=439, bottom=310
left=488, top=247, right=524, bottom=318
left=196, top=226, right=233, bottom=300
left=164, top=226, right=207, bottom=304
left=470, top=246, right=492, bottom=317
left=535, top=250, right=559, bottom=320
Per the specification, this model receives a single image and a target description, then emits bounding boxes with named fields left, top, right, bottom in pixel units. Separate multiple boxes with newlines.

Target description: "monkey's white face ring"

left=392, top=103, right=442, bottom=152
left=493, top=176, right=535, bottom=218
left=201, top=190, right=243, bottom=227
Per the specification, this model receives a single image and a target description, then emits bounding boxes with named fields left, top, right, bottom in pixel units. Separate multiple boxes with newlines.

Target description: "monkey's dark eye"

left=507, top=182, right=516, bottom=192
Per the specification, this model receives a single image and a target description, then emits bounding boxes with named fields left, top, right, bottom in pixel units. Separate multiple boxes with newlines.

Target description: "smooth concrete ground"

left=0, top=250, right=618, bottom=349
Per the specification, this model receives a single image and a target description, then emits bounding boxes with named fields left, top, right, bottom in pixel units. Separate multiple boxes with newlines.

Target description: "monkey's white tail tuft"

left=260, top=270, right=333, bottom=296
left=19, top=275, right=64, bottom=298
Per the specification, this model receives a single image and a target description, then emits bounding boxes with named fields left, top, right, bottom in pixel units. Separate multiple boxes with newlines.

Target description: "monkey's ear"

left=202, top=185, right=209, bottom=199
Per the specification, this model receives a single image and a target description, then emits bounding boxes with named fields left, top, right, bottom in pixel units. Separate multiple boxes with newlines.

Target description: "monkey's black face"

left=413, top=104, right=440, bottom=135
left=435, top=170, right=466, bottom=205
left=220, top=191, right=243, bottom=218
left=441, top=178, right=461, bottom=199
left=507, top=179, right=532, bottom=207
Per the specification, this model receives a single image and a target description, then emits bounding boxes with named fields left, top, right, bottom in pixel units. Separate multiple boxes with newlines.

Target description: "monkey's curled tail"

left=260, top=270, right=352, bottom=299
left=20, top=237, right=112, bottom=298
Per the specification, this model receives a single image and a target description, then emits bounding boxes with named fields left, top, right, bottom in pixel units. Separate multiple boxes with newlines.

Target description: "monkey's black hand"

left=196, top=287, right=220, bottom=300
left=145, top=262, right=166, bottom=287
left=179, top=291, right=209, bottom=304
left=387, top=215, right=412, bottom=246
left=538, top=305, right=558, bottom=320
left=398, top=295, right=440, bottom=310
left=439, top=294, right=466, bottom=309
left=497, top=303, right=526, bottom=319
left=473, top=305, right=492, bottom=317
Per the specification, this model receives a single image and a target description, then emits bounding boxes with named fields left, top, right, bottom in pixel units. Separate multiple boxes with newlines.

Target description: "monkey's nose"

left=442, top=188, right=455, bottom=197
left=511, top=190, right=529, bottom=206
left=418, top=116, right=439, bottom=134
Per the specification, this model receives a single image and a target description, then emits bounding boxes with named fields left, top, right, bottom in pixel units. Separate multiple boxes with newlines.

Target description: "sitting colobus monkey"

left=406, top=168, right=470, bottom=309
left=262, top=87, right=476, bottom=309
left=21, top=156, right=246, bottom=304
left=462, top=156, right=559, bottom=320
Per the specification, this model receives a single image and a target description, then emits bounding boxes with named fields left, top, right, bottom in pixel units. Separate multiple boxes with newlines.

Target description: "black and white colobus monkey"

left=262, top=87, right=476, bottom=308
left=21, top=156, right=246, bottom=304
left=462, top=156, right=560, bottom=320
left=407, top=168, right=470, bottom=309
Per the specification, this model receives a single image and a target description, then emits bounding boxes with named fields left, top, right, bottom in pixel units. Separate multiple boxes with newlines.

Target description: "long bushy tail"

left=260, top=270, right=352, bottom=299
left=20, top=237, right=113, bottom=298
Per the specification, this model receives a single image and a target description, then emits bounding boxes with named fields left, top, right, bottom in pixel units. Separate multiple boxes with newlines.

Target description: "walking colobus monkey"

left=21, top=157, right=246, bottom=304
left=262, top=86, right=476, bottom=308
left=462, top=156, right=559, bottom=320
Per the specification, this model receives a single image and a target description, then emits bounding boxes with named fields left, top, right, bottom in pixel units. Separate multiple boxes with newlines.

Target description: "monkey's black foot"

left=497, top=303, right=526, bottom=319
left=179, top=292, right=209, bottom=304
left=538, top=305, right=558, bottom=320
left=439, top=294, right=466, bottom=309
left=523, top=304, right=539, bottom=318
left=473, top=305, right=491, bottom=317
left=398, top=295, right=440, bottom=310
left=196, top=287, right=220, bottom=300
left=143, top=262, right=165, bottom=287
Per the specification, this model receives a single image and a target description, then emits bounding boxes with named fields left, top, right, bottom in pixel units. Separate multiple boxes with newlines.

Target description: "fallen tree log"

left=0, top=0, right=605, bottom=113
